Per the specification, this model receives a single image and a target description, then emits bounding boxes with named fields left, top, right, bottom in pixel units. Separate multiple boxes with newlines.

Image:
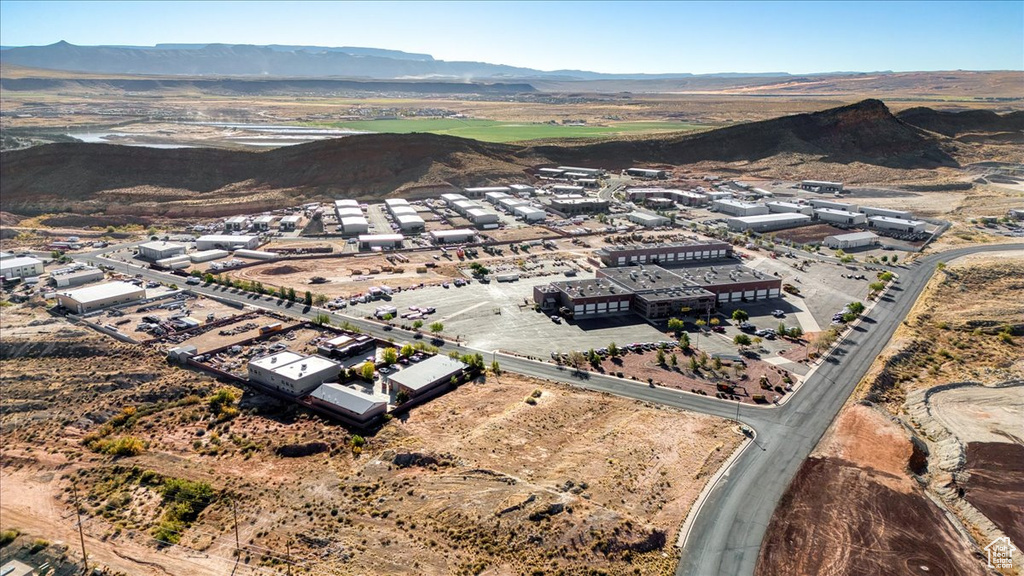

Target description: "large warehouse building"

left=395, top=214, right=426, bottom=232
left=766, top=201, right=813, bottom=215
left=358, top=234, right=404, bottom=250
left=626, top=167, right=668, bottom=179
left=594, top=240, right=732, bottom=267
left=56, top=281, right=146, bottom=314
left=340, top=216, right=370, bottom=236
left=138, top=241, right=186, bottom=261
left=308, top=383, right=387, bottom=424
left=808, top=199, right=858, bottom=212
left=823, top=231, right=880, bottom=250
left=596, top=266, right=718, bottom=318
left=430, top=229, right=476, bottom=244
left=627, top=212, right=671, bottom=228
left=727, top=213, right=812, bottom=232
left=868, top=216, right=927, bottom=233
left=548, top=198, right=609, bottom=215
left=385, top=354, right=467, bottom=398
left=713, top=199, right=769, bottom=217
left=195, top=235, right=260, bottom=251
left=859, top=206, right=913, bottom=219
left=514, top=205, right=547, bottom=222
left=814, top=208, right=867, bottom=226
left=248, top=350, right=341, bottom=397
left=0, top=255, right=44, bottom=280
left=800, top=180, right=844, bottom=193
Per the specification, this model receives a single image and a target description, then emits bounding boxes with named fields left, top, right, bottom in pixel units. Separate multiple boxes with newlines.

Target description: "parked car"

left=771, top=310, right=785, bottom=317
left=550, top=315, right=562, bottom=324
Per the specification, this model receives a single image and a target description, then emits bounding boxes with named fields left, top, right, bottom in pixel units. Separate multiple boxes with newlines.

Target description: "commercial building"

left=548, top=197, right=609, bottom=216
left=766, top=201, right=813, bottom=215
left=339, top=216, right=370, bottom=236
left=138, top=241, right=186, bottom=261
left=668, top=262, right=782, bottom=304
left=430, top=229, right=476, bottom=244
left=1009, top=208, right=1024, bottom=220
left=252, top=215, right=275, bottom=231
left=626, top=167, right=668, bottom=179
left=248, top=351, right=341, bottom=397
left=452, top=199, right=480, bottom=216
left=594, top=240, right=732, bottom=267
left=155, top=255, right=191, bottom=270
left=509, top=184, right=535, bottom=196
left=712, top=199, right=769, bottom=217
left=868, top=216, right=927, bottom=234
left=336, top=206, right=363, bottom=219
left=627, top=212, right=671, bottom=228
left=466, top=208, right=499, bottom=227
left=484, top=191, right=511, bottom=205
left=823, top=231, right=880, bottom=250
left=384, top=198, right=409, bottom=210
left=551, top=185, right=585, bottom=195
left=726, top=213, right=812, bottom=232
left=358, top=234, right=404, bottom=250
left=644, top=197, right=675, bottom=209
left=704, top=190, right=734, bottom=202
left=858, top=206, right=913, bottom=219
left=317, top=333, right=375, bottom=358
left=464, top=186, right=510, bottom=199
left=808, top=199, right=858, bottom=212
left=814, top=208, right=867, bottom=226
left=537, top=168, right=566, bottom=178
left=498, top=197, right=528, bottom=212
left=389, top=205, right=417, bottom=217
left=534, top=278, right=636, bottom=319
left=50, top=265, right=104, bottom=288
left=234, top=249, right=278, bottom=260
left=513, top=205, right=547, bottom=222
left=56, top=281, right=145, bottom=314
left=0, top=255, right=44, bottom=280
left=441, top=193, right=468, bottom=206
left=556, top=166, right=605, bottom=177
left=597, top=266, right=717, bottom=319
left=626, top=188, right=708, bottom=207
left=800, top=180, right=844, bottom=193
left=395, top=214, right=426, bottom=232
left=224, top=216, right=247, bottom=231
left=335, top=199, right=360, bottom=209
left=195, top=235, right=260, bottom=251
left=385, top=354, right=467, bottom=398
left=308, top=383, right=387, bottom=424
left=279, top=215, right=302, bottom=231
left=189, top=249, right=230, bottom=263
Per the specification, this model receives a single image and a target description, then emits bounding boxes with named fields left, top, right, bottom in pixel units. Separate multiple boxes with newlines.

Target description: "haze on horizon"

left=1, top=0, right=1022, bottom=75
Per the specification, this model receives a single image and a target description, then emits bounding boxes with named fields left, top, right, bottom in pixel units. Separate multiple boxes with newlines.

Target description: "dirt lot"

left=755, top=405, right=987, bottom=576
left=770, top=223, right=851, bottom=246
left=963, top=442, right=1024, bottom=549
left=1, top=301, right=742, bottom=576
left=169, top=312, right=300, bottom=354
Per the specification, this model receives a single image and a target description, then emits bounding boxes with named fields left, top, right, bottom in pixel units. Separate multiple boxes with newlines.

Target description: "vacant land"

left=1, top=301, right=741, bottom=576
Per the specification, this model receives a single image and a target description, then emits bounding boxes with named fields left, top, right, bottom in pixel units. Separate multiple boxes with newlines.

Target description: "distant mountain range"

left=0, top=41, right=797, bottom=80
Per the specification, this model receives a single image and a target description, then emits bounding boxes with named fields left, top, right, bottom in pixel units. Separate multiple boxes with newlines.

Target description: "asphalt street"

left=79, top=241, right=1024, bottom=576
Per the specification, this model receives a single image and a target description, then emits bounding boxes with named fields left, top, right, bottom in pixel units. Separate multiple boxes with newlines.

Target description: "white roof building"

left=726, top=213, right=812, bottom=232
left=395, top=214, right=425, bottom=231
left=628, top=212, right=671, bottom=227
left=340, top=216, right=370, bottom=235
left=56, top=281, right=145, bottom=314
left=430, top=229, right=476, bottom=244
left=823, top=231, right=880, bottom=250
left=386, top=354, right=467, bottom=397
left=248, top=351, right=341, bottom=397
left=0, top=255, right=44, bottom=280
left=138, top=241, right=186, bottom=261
left=309, top=384, right=387, bottom=423
left=358, top=234, right=404, bottom=249
left=814, top=208, right=867, bottom=226
left=195, top=235, right=260, bottom=251
left=513, top=205, right=547, bottom=222
left=713, top=199, right=769, bottom=217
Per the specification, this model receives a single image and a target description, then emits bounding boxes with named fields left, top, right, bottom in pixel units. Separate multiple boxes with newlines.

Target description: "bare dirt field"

left=770, top=223, right=850, bottom=246
left=1, top=301, right=742, bottom=576
left=963, top=442, right=1024, bottom=549
left=755, top=405, right=987, bottom=576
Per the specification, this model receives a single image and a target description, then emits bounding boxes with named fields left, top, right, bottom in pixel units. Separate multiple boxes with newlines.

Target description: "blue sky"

left=1, top=1, right=1021, bottom=73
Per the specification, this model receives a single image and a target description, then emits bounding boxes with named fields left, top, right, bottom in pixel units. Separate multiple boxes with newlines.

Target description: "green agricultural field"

left=315, top=118, right=707, bottom=143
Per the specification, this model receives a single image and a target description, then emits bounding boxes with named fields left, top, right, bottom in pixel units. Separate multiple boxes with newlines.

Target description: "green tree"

left=847, top=301, right=866, bottom=315
left=313, top=313, right=331, bottom=326
left=304, top=290, right=313, bottom=305
left=667, top=317, right=685, bottom=336
left=360, top=362, right=376, bottom=380
left=689, top=356, right=700, bottom=372
left=287, top=287, right=297, bottom=301
left=429, top=321, right=444, bottom=335
left=678, top=332, right=691, bottom=351
left=400, top=343, right=414, bottom=357
left=395, top=390, right=409, bottom=405
left=669, top=353, right=678, bottom=367
left=731, top=309, right=749, bottom=323
left=382, top=313, right=394, bottom=322
left=656, top=347, right=666, bottom=365
left=734, top=334, right=752, bottom=346
left=696, top=319, right=707, bottom=330
left=789, top=326, right=803, bottom=339
left=491, top=360, right=501, bottom=374
left=936, top=262, right=947, bottom=271
left=868, top=281, right=885, bottom=292
left=709, top=317, right=721, bottom=327
left=878, top=271, right=894, bottom=282
left=382, top=347, right=398, bottom=365
left=413, top=320, right=424, bottom=330
left=890, top=255, right=898, bottom=264
left=314, top=293, right=329, bottom=306
left=607, top=342, right=619, bottom=358
left=880, top=255, right=888, bottom=263
left=779, top=321, right=788, bottom=335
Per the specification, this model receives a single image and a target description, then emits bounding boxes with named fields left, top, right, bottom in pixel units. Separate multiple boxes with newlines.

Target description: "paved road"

left=80, top=242, right=1024, bottom=576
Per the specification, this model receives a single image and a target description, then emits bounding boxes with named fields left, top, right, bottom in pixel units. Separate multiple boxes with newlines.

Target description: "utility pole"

left=71, top=481, right=89, bottom=575
left=230, top=496, right=240, bottom=559
left=286, top=539, right=293, bottom=576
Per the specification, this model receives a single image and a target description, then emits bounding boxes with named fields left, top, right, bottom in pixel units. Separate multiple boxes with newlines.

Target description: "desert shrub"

left=0, top=529, right=19, bottom=547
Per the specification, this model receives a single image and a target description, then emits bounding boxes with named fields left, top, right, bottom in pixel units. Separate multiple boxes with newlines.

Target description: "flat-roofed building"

left=535, top=278, right=635, bottom=319
left=705, top=190, right=734, bottom=201
left=395, top=214, right=425, bottom=232
left=430, top=229, right=476, bottom=244
left=538, top=167, right=565, bottom=178
left=626, top=167, right=668, bottom=179
left=386, top=354, right=467, bottom=398
left=464, top=186, right=511, bottom=199
left=466, top=208, right=499, bottom=226
left=808, top=199, right=858, bottom=212
left=713, top=199, right=769, bottom=217
left=814, top=208, right=867, bottom=226
left=498, top=197, right=528, bottom=212
left=317, top=333, right=375, bottom=358
left=484, top=191, right=511, bottom=204
left=50, top=265, right=104, bottom=288
left=441, top=193, right=468, bottom=205
left=766, top=201, right=814, bottom=215
left=597, top=266, right=717, bottom=319
left=138, top=241, right=186, bottom=261
left=868, top=216, right=927, bottom=233
left=340, top=216, right=370, bottom=236
left=0, top=255, right=44, bottom=280
left=627, top=212, right=671, bottom=228
left=509, top=184, right=535, bottom=196
left=279, top=215, right=302, bottom=231
left=800, top=180, right=844, bottom=193
left=513, top=205, right=547, bottom=222
left=452, top=200, right=480, bottom=216
left=57, top=281, right=145, bottom=313
left=224, top=216, right=247, bottom=231
left=594, top=241, right=732, bottom=267
left=556, top=166, right=605, bottom=177
left=551, top=185, right=585, bottom=195
left=248, top=351, right=341, bottom=397
left=308, top=383, right=387, bottom=423
left=195, top=235, right=260, bottom=251
left=823, top=231, right=880, bottom=250
left=548, top=197, right=609, bottom=215
left=669, top=261, right=782, bottom=304
left=358, top=234, right=404, bottom=250
left=252, top=215, right=275, bottom=231
left=858, top=206, right=913, bottom=219
left=726, top=213, right=812, bottom=232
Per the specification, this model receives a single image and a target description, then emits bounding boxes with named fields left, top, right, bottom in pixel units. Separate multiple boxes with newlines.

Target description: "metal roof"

left=0, top=256, right=43, bottom=269
left=58, top=281, right=144, bottom=303
left=825, top=231, right=879, bottom=241
left=430, top=229, right=475, bottom=237
left=387, top=355, right=467, bottom=392
left=310, top=384, right=386, bottom=415
left=138, top=241, right=185, bottom=251
left=359, top=234, right=404, bottom=242
left=249, top=351, right=305, bottom=370
left=729, top=213, right=812, bottom=223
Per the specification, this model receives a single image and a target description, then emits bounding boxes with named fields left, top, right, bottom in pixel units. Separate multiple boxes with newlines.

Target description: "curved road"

left=81, top=241, right=1024, bottom=576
